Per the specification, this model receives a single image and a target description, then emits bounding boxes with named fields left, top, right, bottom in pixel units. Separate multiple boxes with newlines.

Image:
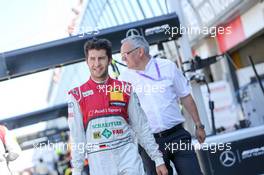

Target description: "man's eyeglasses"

left=121, top=47, right=139, bottom=60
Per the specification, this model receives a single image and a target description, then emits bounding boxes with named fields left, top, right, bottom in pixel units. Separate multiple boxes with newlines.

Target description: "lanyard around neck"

left=136, top=59, right=162, bottom=81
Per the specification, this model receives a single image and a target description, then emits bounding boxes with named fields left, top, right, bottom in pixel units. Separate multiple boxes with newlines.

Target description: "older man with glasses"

left=119, top=35, right=206, bottom=175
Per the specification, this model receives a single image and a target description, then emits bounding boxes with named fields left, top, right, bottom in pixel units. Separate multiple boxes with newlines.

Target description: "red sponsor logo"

left=112, top=129, right=123, bottom=135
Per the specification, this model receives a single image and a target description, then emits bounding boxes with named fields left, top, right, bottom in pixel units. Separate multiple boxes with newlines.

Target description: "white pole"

left=167, top=0, right=213, bottom=135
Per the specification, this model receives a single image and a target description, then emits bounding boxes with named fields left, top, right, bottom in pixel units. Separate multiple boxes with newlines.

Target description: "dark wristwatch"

left=195, top=123, right=205, bottom=130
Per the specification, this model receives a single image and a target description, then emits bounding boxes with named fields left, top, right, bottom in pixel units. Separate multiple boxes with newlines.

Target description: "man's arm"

left=180, top=94, right=206, bottom=143
left=128, top=92, right=168, bottom=175
left=68, top=94, right=86, bottom=175
left=170, top=61, right=205, bottom=143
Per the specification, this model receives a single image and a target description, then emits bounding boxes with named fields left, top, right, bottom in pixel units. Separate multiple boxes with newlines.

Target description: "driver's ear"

left=108, top=57, right=112, bottom=65
left=85, top=57, right=89, bottom=65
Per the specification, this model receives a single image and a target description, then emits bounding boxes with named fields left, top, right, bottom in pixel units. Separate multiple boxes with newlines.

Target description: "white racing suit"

left=68, top=78, right=164, bottom=175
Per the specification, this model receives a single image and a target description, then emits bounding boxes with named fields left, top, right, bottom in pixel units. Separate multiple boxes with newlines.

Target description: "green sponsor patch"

left=92, top=121, right=122, bottom=129
left=102, top=129, right=112, bottom=139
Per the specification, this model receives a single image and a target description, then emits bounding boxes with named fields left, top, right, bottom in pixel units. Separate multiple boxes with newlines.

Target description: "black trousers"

left=139, top=126, right=203, bottom=175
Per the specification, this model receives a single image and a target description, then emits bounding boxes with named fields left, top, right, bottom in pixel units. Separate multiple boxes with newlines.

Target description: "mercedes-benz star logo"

left=126, top=29, right=140, bottom=37
left=219, top=150, right=236, bottom=167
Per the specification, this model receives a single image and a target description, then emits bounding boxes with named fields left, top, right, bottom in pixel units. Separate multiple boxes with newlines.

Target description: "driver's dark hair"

left=84, top=38, right=112, bottom=59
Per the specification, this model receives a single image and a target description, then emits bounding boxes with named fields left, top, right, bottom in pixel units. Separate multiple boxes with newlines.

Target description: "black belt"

left=154, top=124, right=183, bottom=138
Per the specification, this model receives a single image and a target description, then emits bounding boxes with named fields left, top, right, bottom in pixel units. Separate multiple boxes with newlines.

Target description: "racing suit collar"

left=88, top=76, right=113, bottom=89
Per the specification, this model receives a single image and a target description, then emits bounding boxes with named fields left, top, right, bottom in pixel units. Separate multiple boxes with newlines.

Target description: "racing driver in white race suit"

left=68, top=38, right=168, bottom=175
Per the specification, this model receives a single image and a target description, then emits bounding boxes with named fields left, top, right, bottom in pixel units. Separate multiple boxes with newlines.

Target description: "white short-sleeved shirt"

left=119, top=57, right=191, bottom=133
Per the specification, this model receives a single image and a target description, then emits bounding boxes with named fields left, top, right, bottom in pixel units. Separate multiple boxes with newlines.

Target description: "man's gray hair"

left=121, top=35, right=149, bottom=55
